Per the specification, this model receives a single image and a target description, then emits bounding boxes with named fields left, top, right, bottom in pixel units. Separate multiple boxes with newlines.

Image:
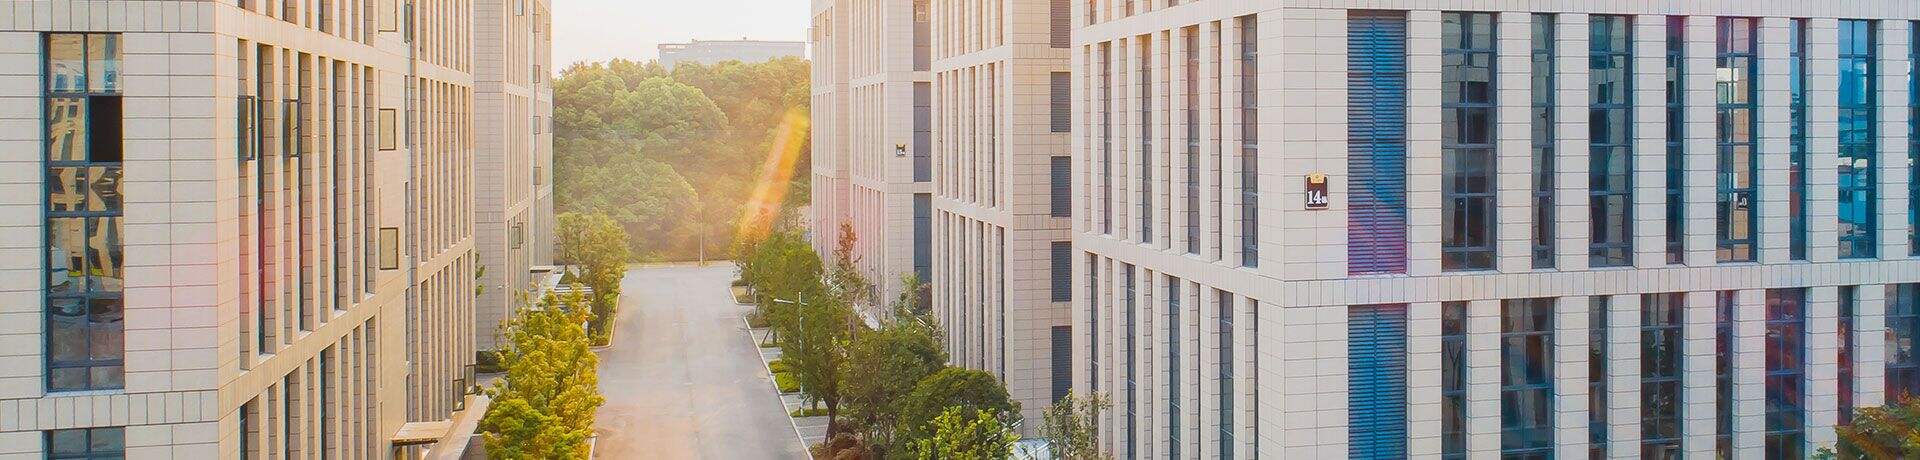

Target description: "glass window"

left=1839, top=286, right=1856, bottom=425
left=1764, top=289, right=1806, bottom=459
left=47, top=427, right=124, bottom=460
left=44, top=33, right=125, bottom=393
left=1789, top=20, right=1809, bottom=260
left=1346, top=11, right=1408, bottom=275
left=1717, top=18, right=1759, bottom=262
left=1441, top=302, right=1467, bottom=460
left=1589, top=16, right=1634, bottom=267
left=1889, top=284, right=1920, bottom=400
left=1101, top=43, right=1114, bottom=235
left=1589, top=296, right=1609, bottom=458
left=1716, top=291, right=1735, bottom=457
left=1442, top=12, right=1497, bottom=271
left=1530, top=14, right=1557, bottom=269
left=1240, top=16, right=1259, bottom=267
left=1123, top=265, right=1137, bottom=458
left=1140, top=38, right=1154, bottom=244
left=1185, top=28, right=1201, bottom=255
left=1641, top=293, right=1684, bottom=458
left=1501, top=298, right=1554, bottom=457
left=1837, top=20, right=1877, bottom=259
left=1665, top=17, right=1686, bottom=264
left=1910, top=23, right=1920, bottom=255
left=1219, top=292, right=1236, bottom=459
left=1167, top=280, right=1182, bottom=460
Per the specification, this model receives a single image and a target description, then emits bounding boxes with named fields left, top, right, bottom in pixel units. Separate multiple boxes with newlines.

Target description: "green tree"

left=910, top=407, right=1019, bottom=460
left=839, top=297, right=947, bottom=449
left=480, top=292, right=605, bottom=459
left=734, top=227, right=824, bottom=344
left=894, top=367, right=1020, bottom=455
left=1042, top=391, right=1113, bottom=460
left=555, top=212, right=630, bottom=340
left=1817, top=397, right=1920, bottom=459
left=787, top=289, right=855, bottom=439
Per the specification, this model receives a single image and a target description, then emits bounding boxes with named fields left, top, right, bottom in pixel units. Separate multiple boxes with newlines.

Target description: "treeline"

left=553, top=57, right=811, bottom=261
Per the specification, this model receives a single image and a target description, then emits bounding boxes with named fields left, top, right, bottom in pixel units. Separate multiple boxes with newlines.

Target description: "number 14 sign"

left=1305, top=173, right=1330, bottom=210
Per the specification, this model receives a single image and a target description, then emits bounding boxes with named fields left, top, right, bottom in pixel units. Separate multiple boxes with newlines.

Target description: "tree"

left=480, top=292, right=605, bottom=459
left=787, top=287, right=855, bottom=440
left=1817, top=397, right=1920, bottom=459
left=734, top=227, right=824, bottom=345
left=555, top=212, right=629, bottom=340
left=839, top=303, right=947, bottom=449
left=910, top=407, right=1019, bottom=460
left=1042, top=391, right=1114, bottom=460
left=894, top=367, right=1020, bottom=455
left=826, top=222, right=875, bottom=310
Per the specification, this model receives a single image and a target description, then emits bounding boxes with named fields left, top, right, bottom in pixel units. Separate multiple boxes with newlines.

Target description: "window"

left=1910, top=23, right=1920, bottom=255
left=1764, top=289, right=1806, bottom=460
left=1889, top=284, right=1920, bottom=400
left=1441, top=12, right=1497, bottom=271
left=1050, top=0, right=1070, bottom=48
left=1664, top=17, right=1686, bottom=264
left=913, top=194, right=932, bottom=283
left=1347, top=11, right=1408, bottom=275
left=1589, top=296, right=1609, bottom=459
left=1839, top=286, right=1856, bottom=425
left=1641, top=293, right=1684, bottom=458
left=378, top=227, right=400, bottom=270
left=1789, top=20, right=1809, bottom=260
left=510, top=223, right=525, bottom=249
left=1101, top=43, right=1114, bottom=235
left=1051, top=156, right=1071, bottom=217
left=1050, top=326, right=1071, bottom=402
left=1185, top=28, right=1201, bottom=255
left=1218, top=292, right=1236, bottom=459
left=1590, top=15, right=1634, bottom=267
left=378, top=108, right=398, bottom=150
left=1140, top=38, right=1154, bottom=244
left=1086, top=256, right=1099, bottom=393
left=44, top=32, right=125, bottom=392
left=1837, top=20, right=1877, bottom=259
left=914, top=82, right=932, bottom=182
left=1530, top=15, right=1557, bottom=269
left=46, top=427, right=124, bottom=460
left=1440, top=302, right=1467, bottom=460
left=1348, top=304, right=1409, bottom=460
left=1051, top=72, right=1071, bottom=133
left=1122, top=265, right=1137, bottom=459
left=1167, top=280, right=1182, bottom=460
left=1715, top=291, right=1734, bottom=457
left=1239, top=16, right=1260, bottom=267
left=1501, top=298, right=1554, bottom=458
left=1050, top=242, right=1072, bottom=301
left=1716, top=18, right=1759, bottom=262
left=911, top=0, right=929, bottom=71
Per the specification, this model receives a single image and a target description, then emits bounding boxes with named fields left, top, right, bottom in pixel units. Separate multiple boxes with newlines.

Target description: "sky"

left=552, top=0, right=810, bottom=68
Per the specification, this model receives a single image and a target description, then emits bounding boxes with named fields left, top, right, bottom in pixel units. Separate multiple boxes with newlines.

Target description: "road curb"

left=738, top=305, right=816, bottom=460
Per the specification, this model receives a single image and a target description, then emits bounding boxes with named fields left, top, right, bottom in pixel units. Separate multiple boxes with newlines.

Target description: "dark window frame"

left=1440, top=12, right=1498, bottom=271
left=1499, top=298, right=1555, bottom=457
left=1529, top=14, right=1557, bottom=269
left=1716, top=17, right=1760, bottom=262
left=1837, top=19, right=1877, bottom=259
left=42, top=32, right=127, bottom=393
left=1589, top=15, right=1635, bottom=267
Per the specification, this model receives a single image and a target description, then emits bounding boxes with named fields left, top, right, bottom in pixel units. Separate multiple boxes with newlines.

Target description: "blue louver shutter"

left=1051, top=156, right=1072, bottom=217
left=1346, top=12, right=1410, bottom=276
left=1050, top=242, right=1072, bottom=301
left=1349, top=304, right=1409, bottom=459
left=1051, top=325, right=1072, bottom=402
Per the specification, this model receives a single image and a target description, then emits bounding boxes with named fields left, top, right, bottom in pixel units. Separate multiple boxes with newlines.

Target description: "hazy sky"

left=553, top=0, right=810, bottom=68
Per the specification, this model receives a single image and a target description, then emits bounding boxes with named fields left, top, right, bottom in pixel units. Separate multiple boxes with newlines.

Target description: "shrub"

left=774, top=371, right=801, bottom=393
left=790, top=407, right=829, bottom=417
left=768, top=358, right=791, bottom=374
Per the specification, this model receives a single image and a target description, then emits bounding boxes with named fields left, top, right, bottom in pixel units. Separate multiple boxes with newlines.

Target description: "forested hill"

left=553, top=57, right=810, bottom=261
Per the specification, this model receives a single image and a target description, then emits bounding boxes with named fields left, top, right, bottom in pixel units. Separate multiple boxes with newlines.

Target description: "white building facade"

left=1071, top=1, right=1920, bottom=459
left=0, top=0, right=488, bottom=457
left=473, top=0, right=555, bottom=352
left=809, top=0, right=933, bottom=308
left=928, top=0, right=1076, bottom=428
left=657, top=39, right=807, bottom=69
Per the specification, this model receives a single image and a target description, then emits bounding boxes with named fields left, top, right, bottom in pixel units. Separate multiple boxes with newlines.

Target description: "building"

left=474, top=0, right=556, bottom=353
left=0, top=0, right=503, bottom=456
left=657, top=39, right=807, bottom=68
left=1071, top=1, right=1919, bottom=459
left=927, top=0, right=1075, bottom=427
left=808, top=0, right=930, bottom=310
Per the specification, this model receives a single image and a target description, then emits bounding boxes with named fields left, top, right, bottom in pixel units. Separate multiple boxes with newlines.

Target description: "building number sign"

left=1305, top=173, right=1330, bottom=210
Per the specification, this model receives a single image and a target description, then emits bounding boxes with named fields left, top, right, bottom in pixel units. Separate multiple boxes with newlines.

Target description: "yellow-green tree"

left=1042, top=391, right=1114, bottom=460
left=910, top=407, right=1018, bottom=460
left=1818, top=397, right=1920, bottom=459
left=480, top=292, right=604, bottom=459
left=556, top=212, right=629, bottom=340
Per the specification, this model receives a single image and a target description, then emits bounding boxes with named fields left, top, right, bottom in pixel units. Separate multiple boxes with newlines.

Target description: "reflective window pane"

left=47, top=34, right=85, bottom=93
left=46, top=97, right=88, bottom=162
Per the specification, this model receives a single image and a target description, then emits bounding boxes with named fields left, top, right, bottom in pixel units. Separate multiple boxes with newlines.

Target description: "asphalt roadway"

left=591, top=263, right=809, bottom=459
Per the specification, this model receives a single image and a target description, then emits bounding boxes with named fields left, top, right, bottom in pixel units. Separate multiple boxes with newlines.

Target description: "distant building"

left=657, top=39, right=807, bottom=68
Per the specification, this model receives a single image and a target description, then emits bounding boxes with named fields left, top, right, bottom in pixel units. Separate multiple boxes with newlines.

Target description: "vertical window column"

left=1500, top=298, right=1554, bottom=458
left=1529, top=14, right=1557, bottom=269
left=1440, top=12, right=1497, bottom=271
left=1640, top=293, right=1684, bottom=458
left=1664, top=17, right=1687, bottom=264
left=43, top=32, right=126, bottom=392
left=1837, top=20, right=1877, bottom=259
left=1184, top=28, right=1200, bottom=255
left=1588, top=15, right=1635, bottom=267
left=1216, top=291, right=1236, bottom=459
left=1763, top=289, right=1806, bottom=459
left=1166, top=279, right=1182, bottom=459
left=1140, top=37, right=1154, bottom=244
left=1588, top=296, right=1608, bottom=459
left=1348, top=304, right=1409, bottom=460
left=1439, top=302, right=1467, bottom=460
left=1789, top=20, right=1811, bottom=260
left=1889, top=284, right=1920, bottom=401
left=1237, top=16, right=1259, bottom=267
left=1717, top=18, right=1760, bottom=262
left=1347, top=11, right=1408, bottom=275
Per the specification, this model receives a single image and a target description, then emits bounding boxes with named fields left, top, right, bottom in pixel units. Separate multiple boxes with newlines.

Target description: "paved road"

left=593, top=263, right=809, bottom=459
